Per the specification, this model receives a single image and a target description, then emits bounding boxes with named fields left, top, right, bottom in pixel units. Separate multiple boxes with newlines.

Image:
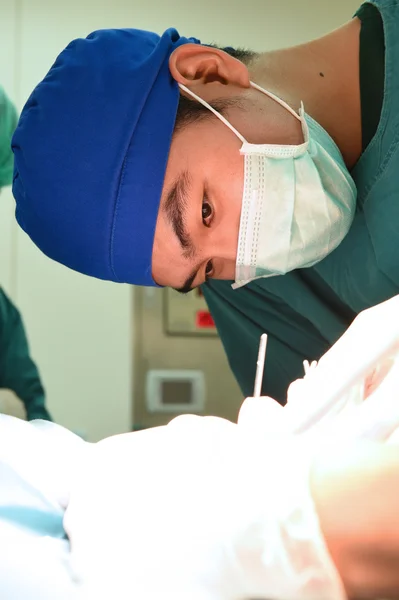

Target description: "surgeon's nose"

left=210, top=228, right=240, bottom=263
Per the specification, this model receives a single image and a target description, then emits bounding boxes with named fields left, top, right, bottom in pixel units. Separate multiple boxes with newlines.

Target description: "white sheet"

left=0, top=416, right=85, bottom=599
left=64, top=298, right=399, bottom=600
left=1, top=295, right=398, bottom=600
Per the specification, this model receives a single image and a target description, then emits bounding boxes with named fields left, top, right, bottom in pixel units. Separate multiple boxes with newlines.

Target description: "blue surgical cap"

left=12, top=28, right=200, bottom=286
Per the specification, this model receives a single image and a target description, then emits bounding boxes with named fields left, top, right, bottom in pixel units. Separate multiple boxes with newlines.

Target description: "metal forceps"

left=253, top=333, right=268, bottom=397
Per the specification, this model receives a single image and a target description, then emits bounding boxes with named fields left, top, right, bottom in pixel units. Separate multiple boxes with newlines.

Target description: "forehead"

left=162, top=114, right=242, bottom=194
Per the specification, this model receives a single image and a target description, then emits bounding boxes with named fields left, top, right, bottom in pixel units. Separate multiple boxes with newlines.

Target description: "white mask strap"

left=179, top=81, right=302, bottom=144
left=179, top=83, right=247, bottom=144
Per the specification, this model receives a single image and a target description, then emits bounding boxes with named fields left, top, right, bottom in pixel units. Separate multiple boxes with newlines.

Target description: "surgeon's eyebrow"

left=164, top=170, right=203, bottom=293
left=164, top=170, right=196, bottom=260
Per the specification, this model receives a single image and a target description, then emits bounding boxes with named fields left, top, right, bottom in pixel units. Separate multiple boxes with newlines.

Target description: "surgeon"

left=11, top=0, right=398, bottom=403
left=0, top=87, right=51, bottom=421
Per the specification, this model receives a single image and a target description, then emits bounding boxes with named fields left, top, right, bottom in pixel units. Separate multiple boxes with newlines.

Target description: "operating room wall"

left=0, top=0, right=360, bottom=441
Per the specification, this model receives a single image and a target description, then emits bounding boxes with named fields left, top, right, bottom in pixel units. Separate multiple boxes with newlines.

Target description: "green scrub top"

left=202, top=0, right=397, bottom=403
left=0, top=86, right=17, bottom=187
left=0, top=288, right=51, bottom=421
left=0, top=90, right=50, bottom=420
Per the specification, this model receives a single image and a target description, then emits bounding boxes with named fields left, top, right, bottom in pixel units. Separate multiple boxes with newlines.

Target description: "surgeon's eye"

left=205, top=260, right=214, bottom=279
left=202, top=196, right=213, bottom=227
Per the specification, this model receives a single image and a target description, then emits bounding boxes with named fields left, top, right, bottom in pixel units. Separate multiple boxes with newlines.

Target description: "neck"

left=249, top=18, right=362, bottom=169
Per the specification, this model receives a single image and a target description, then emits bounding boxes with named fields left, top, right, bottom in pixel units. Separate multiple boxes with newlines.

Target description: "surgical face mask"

left=179, top=82, right=357, bottom=288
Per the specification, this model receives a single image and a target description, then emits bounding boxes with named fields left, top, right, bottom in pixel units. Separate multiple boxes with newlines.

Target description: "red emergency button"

left=196, top=310, right=215, bottom=328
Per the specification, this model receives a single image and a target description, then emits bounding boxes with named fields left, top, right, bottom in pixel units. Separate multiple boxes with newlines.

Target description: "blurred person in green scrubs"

left=0, top=86, right=50, bottom=421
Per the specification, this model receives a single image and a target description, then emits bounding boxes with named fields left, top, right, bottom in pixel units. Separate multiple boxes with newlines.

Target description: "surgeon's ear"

left=169, top=44, right=250, bottom=89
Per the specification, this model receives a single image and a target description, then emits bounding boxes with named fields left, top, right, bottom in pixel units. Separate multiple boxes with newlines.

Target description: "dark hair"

left=174, top=45, right=257, bottom=133
left=208, top=45, right=257, bottom=65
